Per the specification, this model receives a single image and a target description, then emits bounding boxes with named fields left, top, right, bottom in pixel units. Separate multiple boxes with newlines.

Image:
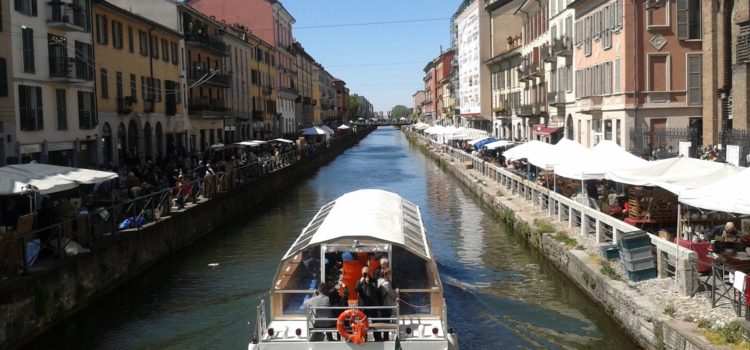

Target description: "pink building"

left=570, top=0, right=703, bottom=155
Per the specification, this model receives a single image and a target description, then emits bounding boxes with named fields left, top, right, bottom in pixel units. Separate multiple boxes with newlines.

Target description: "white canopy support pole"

left=674, top=203, right=682, bottom=291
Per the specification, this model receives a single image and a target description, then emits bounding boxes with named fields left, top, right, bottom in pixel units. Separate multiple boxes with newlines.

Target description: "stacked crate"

left=627, top=186, right=677, bottom=221
left=619, top=230, right=657, bottom=282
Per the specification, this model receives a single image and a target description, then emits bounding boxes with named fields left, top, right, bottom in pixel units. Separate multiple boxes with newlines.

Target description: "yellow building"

left=312, top=64, right=321, bottom=124
left=246, top=34, right=278, bottom=140
left=93, top=0, right=185, bottom=166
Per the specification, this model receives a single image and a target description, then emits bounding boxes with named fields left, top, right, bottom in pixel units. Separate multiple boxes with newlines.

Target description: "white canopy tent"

left=272, top=138, right=294, bottom=144
left=302, top=126, right=330, bottom=136
left=236, top=140, right=266, bottom=147
left=414, top=122, right=430, bottom=130
left=502, top=140, right=554, bottom=162
left=337, top=124, right=351, bottom=130
left=485, top=140, right=515, bottom=150
left=445, top=127, right=489, bottom=141
left=320, top=125, right=335, bottom=135
left=527, top=139, right=589, bottom=169
left=554, top=140, right=649, bottom=180
left=605, top=157, right=740, bottom=195
left=0, top=163, right=119, bottom=195
left=679, top=168, right=750, bottom=215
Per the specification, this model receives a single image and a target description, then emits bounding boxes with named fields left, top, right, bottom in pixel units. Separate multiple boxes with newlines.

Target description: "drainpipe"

left=632, top=0, right=639, bottom=150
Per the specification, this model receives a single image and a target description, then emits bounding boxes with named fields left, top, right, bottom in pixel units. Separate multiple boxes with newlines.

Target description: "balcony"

left=46, top=2, right=86, bottom=32
left=48, top=56, right=88, bottom=83
left=517, top=64, right=542, bottom=81
left=117, top=97, right=136, bottom=115
left=519, top=105, right=533, bottom=116
left=185, top=32, right=229, bottom=56
left=188, top=63, right=231, bottom=87
left=143, top=99, right=155, bottom=114
left=541, top=45, right=554, bottom=62
left=553, top=36, right=573, bottom=57
left=548, top=91, right=567, bottom=106
left=189, top=97, right=229, bottom=116
left=577, top=95, right=603, bottom=114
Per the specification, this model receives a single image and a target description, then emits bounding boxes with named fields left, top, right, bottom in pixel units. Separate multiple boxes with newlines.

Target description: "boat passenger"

left=341, top=252, right=363, bottom=302
left=377, top=268, right=398, bottom=341
left=373, top=257, right=388, bottom=281
left=355, top=266, right=379, bottom=341
left=303, top=282, right=336, bottom=341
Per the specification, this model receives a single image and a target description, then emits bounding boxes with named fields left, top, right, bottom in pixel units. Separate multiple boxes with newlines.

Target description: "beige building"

left=0, top=0, right=97, bottom=166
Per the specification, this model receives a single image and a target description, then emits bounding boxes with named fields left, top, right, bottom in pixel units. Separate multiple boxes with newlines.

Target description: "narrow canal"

left=27, top=127, right=639, bottom=350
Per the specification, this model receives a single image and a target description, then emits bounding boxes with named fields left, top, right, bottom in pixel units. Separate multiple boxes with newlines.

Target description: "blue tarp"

left=474, top=138, right=497, bottom=150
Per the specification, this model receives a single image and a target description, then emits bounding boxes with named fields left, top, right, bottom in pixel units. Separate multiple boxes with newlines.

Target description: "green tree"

left=348, top=96, right=360, bottom=120
left=391, top=105, right=411, bottom=120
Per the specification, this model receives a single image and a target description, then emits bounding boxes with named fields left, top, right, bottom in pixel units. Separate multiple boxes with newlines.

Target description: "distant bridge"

left=351, top=120, right=413, bottom=127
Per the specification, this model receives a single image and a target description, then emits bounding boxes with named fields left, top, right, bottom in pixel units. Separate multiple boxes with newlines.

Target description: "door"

left=650, top=118, right=667, bottom=150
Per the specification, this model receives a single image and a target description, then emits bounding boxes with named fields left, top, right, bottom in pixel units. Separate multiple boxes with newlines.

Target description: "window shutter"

left=18, top=86, right=28, bottom=130
left=31, top=0, right=37, bottom=16
left=0, top=58, right=7, bottom=97
left=688, top=55, right=702, bottom=105
left=35, top=86, right=43, bottom=130
left=676, top=0, right=688, bottom=40
left=614, top=58, right=621, bottom=93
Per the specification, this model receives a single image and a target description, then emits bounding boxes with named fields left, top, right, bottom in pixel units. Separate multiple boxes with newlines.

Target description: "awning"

left=485, top=140, right=515, bottom=150
left=0, top=163, right=118, bottom=195
left=502, top=140, right=554, bottom=162
left=532, top=124, right=562, bottom=135
left=528, top=138, right=589, bottom=169
left=679, top=168, right=750, bottom=214
left=554, top=140, right=649, bottom=180
left=473, top=138, right=497, bottom=150
left=468, top=137, right=492, bottom=146
left=271, top=138, right=294, bottom=144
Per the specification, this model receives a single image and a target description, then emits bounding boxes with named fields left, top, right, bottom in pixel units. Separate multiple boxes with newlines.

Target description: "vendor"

left=707, top=222, right=738, bottom=241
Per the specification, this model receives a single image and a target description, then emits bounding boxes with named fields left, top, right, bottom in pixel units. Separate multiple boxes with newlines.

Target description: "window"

left=677, top=0, right=701, bottom=40
left=604, top=61, right=611, bottom=95
left=687, top=54, right=702, bottom=105
left=615, top=0, right=623, bottom=30
left=648, top=55, right=669, bottom=91
left=161, top=38, right=169, bottom=62
left=75, top=41, right=93, bottom=80
left=22, top=26, right=34, bottom=73
left=584, top=17, right=592, bottom=56
left=115, top=71, right=123, bottom=99
left=613, top=58, right=621, bottom=93
left=139, top=30, right=148, bottom=56
left=96, top=14, right=108, bottom=45
left=150, top=35, right=158, bottom=59
left=575, top=20, right=582, bottom=47
left=128, top=26, right=134, bottom=53
left=56, top=89, right=66, bottom=130
left=130, top=73, right=136, bottom=98
left=0, top=58, right=7, bottom=96
left=100, top=68, right=108, bottom=98
left=14, top=0, right=37, bottom=16
left=48, top=34, right=68, bottom=77
left=171, top=42, right=178, bottom=65
left=112, top=21, right=123, bottom=49
left=593, top=11, right=600, bottom=39
left=156, top=79, right=161, bottom=102
left=18, top=85, right=43, bottom=131
left=647, top=0, right=669, bottom=28
left=78, top=91, right=96, bottom=129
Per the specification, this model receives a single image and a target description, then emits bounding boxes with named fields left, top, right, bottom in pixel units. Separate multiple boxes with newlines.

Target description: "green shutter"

left=676, top=0, right=689, bottom=40
left=688, top=55, right=702, bottom=105
left=0, top=59, right=7, bottom=97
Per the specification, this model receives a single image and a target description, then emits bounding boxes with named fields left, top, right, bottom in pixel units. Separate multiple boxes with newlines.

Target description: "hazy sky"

left=282, top=0, right=459, bottom=112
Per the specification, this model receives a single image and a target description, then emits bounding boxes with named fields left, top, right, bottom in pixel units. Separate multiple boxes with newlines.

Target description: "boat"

left=249, top=189, right=459, bottom=349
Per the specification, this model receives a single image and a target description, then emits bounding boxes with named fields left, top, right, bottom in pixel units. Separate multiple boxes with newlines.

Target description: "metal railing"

left=411, top=129, right=688, bottom=275
left=306, top=305, right=400, bottom=341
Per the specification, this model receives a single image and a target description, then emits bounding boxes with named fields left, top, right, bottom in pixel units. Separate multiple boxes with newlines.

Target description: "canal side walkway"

left=406, top=131, right=744, bottom=350
left=0, top=127, right=376, bottom=350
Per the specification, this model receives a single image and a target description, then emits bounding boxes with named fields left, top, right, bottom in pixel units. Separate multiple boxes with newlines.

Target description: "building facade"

left=412, top=90, right=426, bottom=119
left=93, top=0, right=186, bottom=166
left=422, top=60, right=438, bottom=124
left=515, top=0, right=550, bottom=142
left=0, top=0, right=97, bottom=166
left=333, top=78, right=348, bottom=126
left=179, top=5, right=230, bottom=152
left=454, top=0, right=492, bottom=130
left=293, top=41, right=314, bottom=130
left=314, top=64, right=336, bottom=125
left=570, top=0, right=703, bottom=155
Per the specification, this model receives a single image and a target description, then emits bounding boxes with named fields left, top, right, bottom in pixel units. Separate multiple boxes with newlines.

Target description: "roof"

left=282, top=190, right=431, bottom=261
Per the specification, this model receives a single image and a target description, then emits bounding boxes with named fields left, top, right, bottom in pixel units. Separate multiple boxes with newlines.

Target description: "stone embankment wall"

left=0, top=128, right=374, bottom=349
left=406, top=131, right=731, bottom=350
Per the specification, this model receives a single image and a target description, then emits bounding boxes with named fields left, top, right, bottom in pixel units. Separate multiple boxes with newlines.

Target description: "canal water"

left=27, top=127, right=639, bottom=350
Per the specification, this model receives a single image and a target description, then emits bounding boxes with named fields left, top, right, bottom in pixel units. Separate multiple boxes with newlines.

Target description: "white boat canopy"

left=554, top=140, right=649, bottom=180
left=282, top=189, right=430, bottom=261
left=679, top=168, right=750, bottom=214
left=0, top=163, right=119, bottom=195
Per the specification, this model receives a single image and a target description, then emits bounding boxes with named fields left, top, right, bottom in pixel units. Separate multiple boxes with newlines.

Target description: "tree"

left=391, top=105, right=411, bottom=120
left=347, top=96, right=360, bottom=120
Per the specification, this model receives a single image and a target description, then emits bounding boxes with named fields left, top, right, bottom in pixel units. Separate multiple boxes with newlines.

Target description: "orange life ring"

left=336, top=308, right=369, bottom=344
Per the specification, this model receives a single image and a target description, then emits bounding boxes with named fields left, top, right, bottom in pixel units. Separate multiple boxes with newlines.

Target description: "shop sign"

left=48, top=142, right=74, bottom=152
left=19, top=144, right=42, bottom=154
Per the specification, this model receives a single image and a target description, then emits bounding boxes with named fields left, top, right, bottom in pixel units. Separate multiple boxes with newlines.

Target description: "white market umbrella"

left=0, top=163, right=118, bottom=195
left=680, top=168, right=750, bottom=215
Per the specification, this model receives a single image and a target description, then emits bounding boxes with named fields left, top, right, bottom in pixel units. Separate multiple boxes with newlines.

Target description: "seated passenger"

left=303, top=282, right=335, bottom=341
left=377, top=268, right=398, bottom=341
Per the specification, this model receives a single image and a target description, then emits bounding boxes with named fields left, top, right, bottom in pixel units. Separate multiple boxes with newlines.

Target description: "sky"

left=281, top=0, right=461, bottom=113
